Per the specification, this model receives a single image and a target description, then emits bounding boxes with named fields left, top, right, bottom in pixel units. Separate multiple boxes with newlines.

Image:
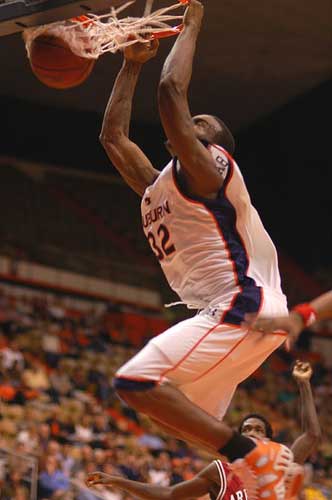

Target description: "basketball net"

left=24, top=1, right=186, bottom=60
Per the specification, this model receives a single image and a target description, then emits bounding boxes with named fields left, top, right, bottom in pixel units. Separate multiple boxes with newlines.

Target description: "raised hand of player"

left=243, top=312, right=304, bottom=352
left=183, top=0, right=204, bottom=29
left=86, top=471, right=114, bottom=487
left=292, top=360, right=313, bottom=382
left=124, top=39, right=159, bottom=64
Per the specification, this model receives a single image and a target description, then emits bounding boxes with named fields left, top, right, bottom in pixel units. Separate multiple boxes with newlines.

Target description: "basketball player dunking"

left=86, top=459, right=248, bottom=500
left=100, top=0, right=292, bottom=496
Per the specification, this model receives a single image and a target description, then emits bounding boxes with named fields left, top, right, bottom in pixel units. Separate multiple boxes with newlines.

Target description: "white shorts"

left=116, top=288, right=288, bottom=419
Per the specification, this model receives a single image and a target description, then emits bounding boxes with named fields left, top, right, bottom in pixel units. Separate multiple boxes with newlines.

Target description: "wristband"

left=291, top=303, right=317, bottom=327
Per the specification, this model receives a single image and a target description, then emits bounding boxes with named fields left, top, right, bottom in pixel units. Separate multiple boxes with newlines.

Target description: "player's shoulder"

left=211, top=460, right=230, bottom=484
left=207, top=143, right=239, bottom=185
left=198, top=461, right=223, bottom=483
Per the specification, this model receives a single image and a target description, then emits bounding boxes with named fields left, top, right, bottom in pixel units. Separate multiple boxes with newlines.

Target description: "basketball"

left=28, top=33, right=95, bottom=90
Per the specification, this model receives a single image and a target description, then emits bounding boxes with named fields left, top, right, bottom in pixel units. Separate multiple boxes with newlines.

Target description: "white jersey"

left=141, top=144, right=286, bottom=323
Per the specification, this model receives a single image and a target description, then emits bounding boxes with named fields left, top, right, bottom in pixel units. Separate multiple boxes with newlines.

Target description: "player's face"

left=241, top=418, right=267, bottom=440
left=192, top=114, right=221, bottom=144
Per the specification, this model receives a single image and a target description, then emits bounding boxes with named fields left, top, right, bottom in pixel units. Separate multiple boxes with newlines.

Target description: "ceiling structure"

left=0, top=0, right=331, bottom=130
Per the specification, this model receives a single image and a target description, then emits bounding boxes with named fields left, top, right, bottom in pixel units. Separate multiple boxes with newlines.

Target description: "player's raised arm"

left=290, top=361, right=321, bottom=464
left=244, top=290, right=332, bottom=350
left=158, top=0, right=224, bottom=198
left=100, top=41, right=160, bottom=196
left=86, top=463, right=218, bottom=500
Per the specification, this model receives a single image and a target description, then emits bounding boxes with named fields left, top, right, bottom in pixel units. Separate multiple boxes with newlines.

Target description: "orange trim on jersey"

left=170, top=160, right=212, bottom=207
left=221, top=290, right=241, bottom=323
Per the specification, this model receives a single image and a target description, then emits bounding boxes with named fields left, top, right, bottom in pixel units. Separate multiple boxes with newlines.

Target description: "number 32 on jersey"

left=147, top=224, right=176, bottom=261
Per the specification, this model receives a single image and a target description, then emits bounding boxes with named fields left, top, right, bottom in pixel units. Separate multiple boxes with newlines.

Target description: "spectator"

left=38, top=456, right=70, bottom=499
left=0, top=339, right=24, bottom=371
left=0, top=289, right=330, bottom=498
left=41, top=323, right=61, bottom=368
left=17, top=423, right=39, bottom=453
left=1, top=470, right=29, bottom=500
left=74, top=415, right=94, bottom=444
left=22, top=362, right=50, bottom=391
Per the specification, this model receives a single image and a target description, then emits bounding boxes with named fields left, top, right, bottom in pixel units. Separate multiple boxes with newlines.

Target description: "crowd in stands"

left=0, top=164, right=159, bottom=292
left=0, top=287, right=331, bottom=499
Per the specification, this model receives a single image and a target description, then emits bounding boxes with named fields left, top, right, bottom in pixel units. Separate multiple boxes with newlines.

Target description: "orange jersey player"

left=239, top=361, right=321, bottom=500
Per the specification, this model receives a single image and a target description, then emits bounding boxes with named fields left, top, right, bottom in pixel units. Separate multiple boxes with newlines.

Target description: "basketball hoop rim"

left=23, top=1, right=186, bottom=60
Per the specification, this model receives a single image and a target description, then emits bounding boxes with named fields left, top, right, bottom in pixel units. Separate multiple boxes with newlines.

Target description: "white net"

left=24, top=1, right=184, bottom=60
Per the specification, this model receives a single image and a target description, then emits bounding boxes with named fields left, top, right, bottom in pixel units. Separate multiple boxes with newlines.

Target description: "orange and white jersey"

left=285, top=462, right=305, bottom=499
left=232, top=438, right=294, bottom=500
left=141, top=144, right=287, bottom=323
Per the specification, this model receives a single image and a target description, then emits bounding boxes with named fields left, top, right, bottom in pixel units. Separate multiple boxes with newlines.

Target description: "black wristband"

left=219, top=432, right=256, bottom=462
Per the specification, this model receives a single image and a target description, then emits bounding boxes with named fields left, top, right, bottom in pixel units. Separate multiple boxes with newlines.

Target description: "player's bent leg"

left=149, top=417, right=218, bottom=455
left=113, top=313, right=250, bottom=451
left=113, top=374, right=292, bottom=499
left=113, top=376, right=233, bottom=450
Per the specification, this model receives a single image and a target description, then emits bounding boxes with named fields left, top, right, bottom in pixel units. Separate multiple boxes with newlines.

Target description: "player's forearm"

left=103, top=477, right=172, bottom=500
left=160, top=23, right=200, bottom=92
left=288, top=290, right=332, bottom=333
left=100, top=60, right=142, bottom=140
left=310, top=290, right=332, bottom=321
left=298, top=380, right=321, bottom=439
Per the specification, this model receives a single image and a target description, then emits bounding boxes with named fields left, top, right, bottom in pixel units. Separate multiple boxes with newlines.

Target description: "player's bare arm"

left=290, top=361, right=321, bottom=464
left=244, top=290, right=332, bottom=350
left=100, top=40, right=160, bottom=196
left=158, top=0, right=223, bottom=198
left=86, top=462, right=219, bottom=500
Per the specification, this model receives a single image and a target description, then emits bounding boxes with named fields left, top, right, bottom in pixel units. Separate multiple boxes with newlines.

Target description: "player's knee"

left=113, top=376, right=157, bottom=410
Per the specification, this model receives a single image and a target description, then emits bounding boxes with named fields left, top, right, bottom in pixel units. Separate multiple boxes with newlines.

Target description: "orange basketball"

left=29, top=34, right=95, bottom=90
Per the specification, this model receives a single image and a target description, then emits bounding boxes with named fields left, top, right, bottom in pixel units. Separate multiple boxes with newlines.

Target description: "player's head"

left=239, top=413, right=273, bottom=440
left=192, top=114, right=235, bottom=155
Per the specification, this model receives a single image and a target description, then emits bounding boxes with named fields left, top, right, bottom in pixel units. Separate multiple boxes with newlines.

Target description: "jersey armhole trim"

left=213, top=460, right=227, bottom=500
left=207, top=144, right=235, bottom=195
left=171, top=143, right=234, bottom=206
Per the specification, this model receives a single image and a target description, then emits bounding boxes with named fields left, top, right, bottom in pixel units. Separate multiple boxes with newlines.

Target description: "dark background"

left=1, top=78, right=331, bottom=274
left=0, top=0, right=331, bottom=279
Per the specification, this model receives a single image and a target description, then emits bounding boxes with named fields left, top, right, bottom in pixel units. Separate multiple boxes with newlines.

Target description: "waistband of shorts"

left=201, top=286, right=287, bottom=316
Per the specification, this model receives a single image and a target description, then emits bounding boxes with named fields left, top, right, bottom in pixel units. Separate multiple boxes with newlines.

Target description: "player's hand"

left=86, top=472, right=114, bottom=487
left=124, top=39, right=159, bottom=64
left=183, top=0, right=204, bottom=29
left=292, top=360, right=313, bottom=382
left=243, top=311, right=304, bottom=352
